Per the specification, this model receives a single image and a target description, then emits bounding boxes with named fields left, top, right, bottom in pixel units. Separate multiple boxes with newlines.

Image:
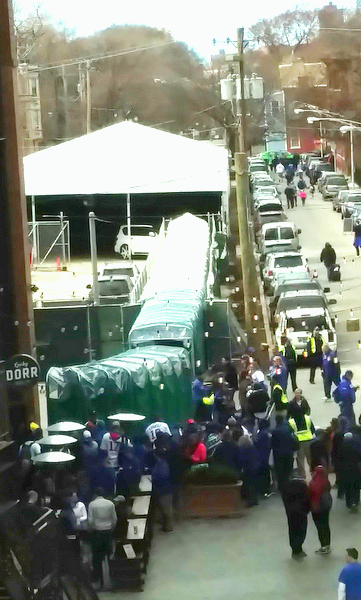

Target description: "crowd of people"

left=191, top=349, right=361, bottom=563
left=14, top=344, right=361, bottom=593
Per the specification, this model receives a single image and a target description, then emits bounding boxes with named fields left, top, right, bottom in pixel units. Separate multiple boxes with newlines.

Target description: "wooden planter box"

left=182, top=482, right=243, bottom=518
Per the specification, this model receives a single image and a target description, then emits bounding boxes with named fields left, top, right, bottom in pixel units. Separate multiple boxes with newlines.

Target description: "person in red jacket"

left=183, top=430, right=206, bottom=465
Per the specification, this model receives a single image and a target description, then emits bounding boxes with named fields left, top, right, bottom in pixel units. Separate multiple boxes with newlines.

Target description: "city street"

left=100, top=186, right=361, bottom=600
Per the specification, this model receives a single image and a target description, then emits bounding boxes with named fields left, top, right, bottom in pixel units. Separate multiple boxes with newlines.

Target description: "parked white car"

left=262, top=252, right=309, bottom=295
left=102, top=261, right=140, bottom=285
left=114, top=225, right=157, bottom=258
left=275, top=306, right=337, bottom=357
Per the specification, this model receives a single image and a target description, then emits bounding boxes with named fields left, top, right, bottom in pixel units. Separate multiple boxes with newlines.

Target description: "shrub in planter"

left=183, top=463, right=239, bottom=486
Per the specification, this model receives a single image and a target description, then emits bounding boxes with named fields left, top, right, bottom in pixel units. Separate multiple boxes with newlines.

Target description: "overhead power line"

left=27, top=40, right=179, bottom=73
left=319, top=27, right=361, bottom=32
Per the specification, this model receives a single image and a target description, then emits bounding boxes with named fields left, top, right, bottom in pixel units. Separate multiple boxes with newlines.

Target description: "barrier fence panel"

left=28, top=220, right=70, bottom=267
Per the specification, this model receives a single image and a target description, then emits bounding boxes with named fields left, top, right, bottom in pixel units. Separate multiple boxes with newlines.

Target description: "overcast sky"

left=15, top=0, right=358, bottom=59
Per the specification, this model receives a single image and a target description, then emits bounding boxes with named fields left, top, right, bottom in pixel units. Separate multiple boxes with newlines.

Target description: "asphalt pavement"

left=277, top=179, right=361, bottom=428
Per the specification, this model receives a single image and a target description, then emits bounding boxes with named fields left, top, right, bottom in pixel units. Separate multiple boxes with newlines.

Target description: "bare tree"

left=13, top=2, right=46, bottom=62
left=249, top=8, right=319, bottom=55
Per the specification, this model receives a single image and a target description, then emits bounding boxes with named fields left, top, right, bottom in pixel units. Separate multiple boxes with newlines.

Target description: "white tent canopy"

left=23, top=121, right=229, bottom=197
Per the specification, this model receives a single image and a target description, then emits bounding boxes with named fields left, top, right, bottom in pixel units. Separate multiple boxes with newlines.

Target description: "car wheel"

left=333, top=205, right=336, bottom=211
left=120, top=244, right=130, bottom=259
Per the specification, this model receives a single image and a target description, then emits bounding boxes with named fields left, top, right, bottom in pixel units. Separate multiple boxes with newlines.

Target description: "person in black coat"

left=320, top=243, right=336, bottom=269
left=285, top=184, right=296, bottom=209
left=288, top=388, right=311, bottom=420
left=310, top=429, right=329, bottom=471
left=246, top=383, right=270, bottom=419
left=271, top=415, right=298, bottom=490
left=340, top=432, right=361, bottom=511
left=221, top=356, right=238, bottom=391
left=282, top=470, right=311, bottom=559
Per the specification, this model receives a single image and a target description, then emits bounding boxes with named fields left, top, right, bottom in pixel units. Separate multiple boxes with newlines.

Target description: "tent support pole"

left=89, top=211, right=99, bottom=304
left=127, top=193, right=132, bottom=259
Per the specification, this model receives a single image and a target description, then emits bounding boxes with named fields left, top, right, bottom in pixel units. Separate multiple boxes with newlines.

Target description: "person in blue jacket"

left=333, top=371, right=360, bottom=428
left=253, top=419, right=272, bottom=497
left=192, top=369, right=208, bottom=404
left=322, top=344, right=340, bottom=402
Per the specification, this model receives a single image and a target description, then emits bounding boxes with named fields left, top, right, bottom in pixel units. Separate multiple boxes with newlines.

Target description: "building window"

left=289, top=133, right=300, bottom=149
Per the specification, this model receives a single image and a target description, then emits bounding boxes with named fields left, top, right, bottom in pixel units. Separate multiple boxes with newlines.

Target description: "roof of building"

left=24, top=121, right=229, bottom=197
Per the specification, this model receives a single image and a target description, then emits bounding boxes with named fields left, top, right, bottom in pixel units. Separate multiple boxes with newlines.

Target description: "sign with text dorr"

left=5, top=354, right=40, bottom=388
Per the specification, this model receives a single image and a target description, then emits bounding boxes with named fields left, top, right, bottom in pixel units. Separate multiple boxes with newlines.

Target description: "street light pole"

left=350, top=126, right=355, bottom=188
left=126, top=193, right=132, bottom=260
left=320, top=121, right=324, bottom=158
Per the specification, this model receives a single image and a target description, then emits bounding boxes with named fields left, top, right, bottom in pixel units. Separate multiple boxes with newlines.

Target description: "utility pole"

left=237, top=28, right=247, bottom=153
left=88, top=212, right=99, bottom=304
left=234, top=28, right=266, bottom=354
left=86, top=60, right=91, bottom=134
left=0, top=0, right=39, bottom=427
left=62, top=65, right=69, bottom=140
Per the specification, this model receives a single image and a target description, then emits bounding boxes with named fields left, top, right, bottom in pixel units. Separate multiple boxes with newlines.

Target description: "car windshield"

left=255, top=180, right=273, bottom=186
left=348, top=196, right=361, bottom=203
left=264, top=228, right=278, bottom=240
left=287, top=316, right=327, bottom=331
left=327, top=177, right=346, bottom=186
left=280, top=227, right=294, bottom=240
left=99, top=280, right=130, bottom=296
left=276, top=282, right=317, bottom=296
left=258, top=203, right=282, bottom=213
left=278, top=296, right=325, bottom=311
left=122, top=226, right=154, bottom=236
left=257, top=188, right=275, bottom=193
left=318, top=164, right=333, bottom=171
left=274, top=255, right=303, bottom=268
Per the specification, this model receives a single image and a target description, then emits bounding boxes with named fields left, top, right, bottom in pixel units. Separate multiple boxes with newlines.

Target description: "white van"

left=259, top=222, right=302, bottom=255
left=275, top=306, right=337, bottom=357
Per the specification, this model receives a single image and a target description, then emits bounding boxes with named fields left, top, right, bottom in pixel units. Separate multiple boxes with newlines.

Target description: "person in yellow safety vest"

left=288, top=411, right=315, bottom=479
left=306, top=327, right=324, bottom=384
left=271, top=379, right=289, bottom=417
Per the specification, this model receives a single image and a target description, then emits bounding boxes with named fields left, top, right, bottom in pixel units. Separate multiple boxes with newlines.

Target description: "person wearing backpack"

left=19, top=427, right=42, bottom=461
left=100, top=421, right=130, bottom=469
left=333, top=371, right=359, bottom=428
left=297, top=174, right=307, bottom=192
left=309, top=465, right=332, bottom=555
